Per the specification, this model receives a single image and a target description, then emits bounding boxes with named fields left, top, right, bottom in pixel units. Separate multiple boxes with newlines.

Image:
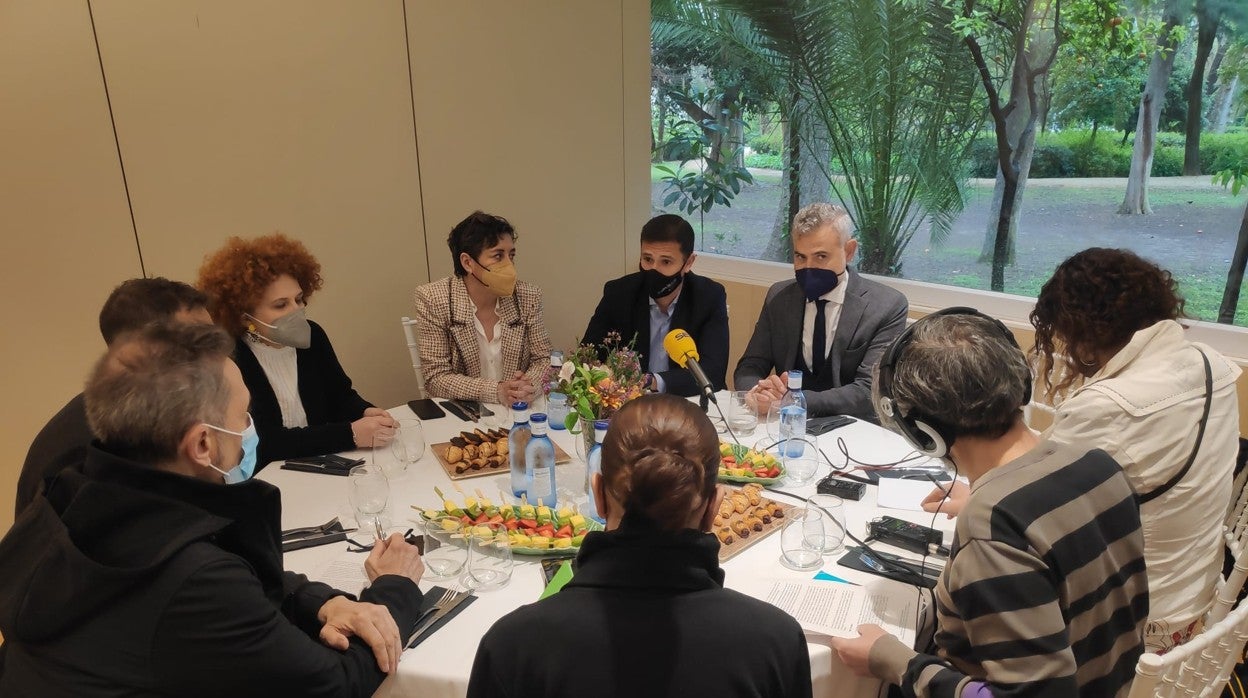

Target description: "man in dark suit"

left=15, top=278, right=212, bottom=515
left=734, top=203, right=907, bottom=421
left=582, top=214, right=728, bottom=398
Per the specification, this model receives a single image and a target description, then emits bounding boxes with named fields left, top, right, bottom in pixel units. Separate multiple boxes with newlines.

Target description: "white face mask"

left=246, top=307, right=311, bottom=349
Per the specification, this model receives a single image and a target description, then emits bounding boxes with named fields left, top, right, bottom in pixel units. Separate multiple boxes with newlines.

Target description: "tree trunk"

left=1090, top=119, right=1099, bottom=144
left=1209, top=74, right=1239, bottom=134
left=1183, top=4, right=1218, bottom=177
left=993, top=174, right=1021, bottom=291
left=1205, top=37, right=1228, bottom=100
left=653, top=100, right=667, bottom=163
left=1121, top=6, right=1182, bottom=215
left=763, top=105, right=831, bottom=263
left=979, top=57, right=1040, bottom=264
left=1219, top=202, right=1248, bottom=324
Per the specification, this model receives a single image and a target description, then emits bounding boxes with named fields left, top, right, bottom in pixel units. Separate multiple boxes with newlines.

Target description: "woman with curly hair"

left=467, top=394, right=811, bottom=698
left=1030, top=249, right=1241, bottom=651
left=198, top=233, right=397, bottom=466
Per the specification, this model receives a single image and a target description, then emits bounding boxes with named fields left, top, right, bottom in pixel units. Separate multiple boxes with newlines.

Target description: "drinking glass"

left=422, top=514, right=469, bottom=581
left=390, top=418, right=425, bottom=472
left=725, top=391, right=759, bottom=439
left=481, top=403, right=508, bottom=429
left=783, top=446, right=820, bottom=487
left=463, top=522, right=513, bottom=591
left=779, top=509, right=825, bottom=571
left=806, top=494, right=847, bottom=554
left=348, top=464, right=390, bottom=539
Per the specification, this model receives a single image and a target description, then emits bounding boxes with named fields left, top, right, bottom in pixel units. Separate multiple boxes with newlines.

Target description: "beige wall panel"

left=406, top=0, right=642, bottom=353
left=91, top=0, right=427, bottom=409
left=0, top=1, right=141, bottom=533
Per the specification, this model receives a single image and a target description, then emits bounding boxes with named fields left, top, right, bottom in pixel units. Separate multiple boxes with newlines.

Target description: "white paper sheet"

left=735, top=577, right=918, bottom=644
left=876, top=478, right=939, bottom=512
left=312, top=557, right=371, bottom=596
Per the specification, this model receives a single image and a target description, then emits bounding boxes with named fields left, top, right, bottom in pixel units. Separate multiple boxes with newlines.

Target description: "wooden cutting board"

left=432, top=440, right=572, bottom=481
left=714, top=488, right=796, bottom=562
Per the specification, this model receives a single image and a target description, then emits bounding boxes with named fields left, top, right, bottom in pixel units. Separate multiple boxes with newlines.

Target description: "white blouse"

left=245, top=336, right=308, bottom=428
left=472, top=301, right=504, bottom=383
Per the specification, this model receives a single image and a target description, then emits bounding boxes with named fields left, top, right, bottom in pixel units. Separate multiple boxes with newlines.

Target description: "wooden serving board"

left=432, top=440, right=572, bottom=481
left=715, top=488, right=796, bottom=563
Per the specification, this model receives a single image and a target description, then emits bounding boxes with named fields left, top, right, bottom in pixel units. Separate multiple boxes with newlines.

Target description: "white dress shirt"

left=800, top=272, right=849, bottom=371
left=472, top=301, right=504, bottom=383
left=245, top=336, right=308, bottom=428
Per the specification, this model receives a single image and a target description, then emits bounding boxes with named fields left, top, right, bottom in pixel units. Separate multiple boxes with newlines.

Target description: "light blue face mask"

left=205, top=413, right=259, bottom=484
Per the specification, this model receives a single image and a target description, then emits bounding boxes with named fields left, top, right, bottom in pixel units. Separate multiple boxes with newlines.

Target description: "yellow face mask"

left=474, top=258, right=517, bottom=297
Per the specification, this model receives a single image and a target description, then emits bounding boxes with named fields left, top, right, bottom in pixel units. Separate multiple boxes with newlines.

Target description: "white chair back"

left=401, top=316, right=427, bottom=399
left=1127, top=594, right=1248, bottom=698
left=1213, top=470, right=1248, bottom=625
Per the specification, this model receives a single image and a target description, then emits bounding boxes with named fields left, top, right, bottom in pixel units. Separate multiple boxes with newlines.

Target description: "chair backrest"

left=1213, top=468, right=1248, bottom=625
left=401, top=316, right=427, bottom=399
left=1127, top=593, right=1248, bottom=698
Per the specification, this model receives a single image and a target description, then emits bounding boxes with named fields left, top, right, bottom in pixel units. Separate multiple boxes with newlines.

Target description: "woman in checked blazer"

left=414, top=211, right=551, bottom=406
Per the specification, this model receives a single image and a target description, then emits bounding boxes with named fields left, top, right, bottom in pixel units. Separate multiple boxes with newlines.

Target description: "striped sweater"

left=869, top=440, right=1149, bottom=698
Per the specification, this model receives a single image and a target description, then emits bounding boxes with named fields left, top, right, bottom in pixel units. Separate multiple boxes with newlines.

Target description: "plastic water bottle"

left=508, top=402, right=531, bottom=498
left=778, top=370, right=807, bottom=458
left=524, top=413, right=557, bottom=508
left=585, top=420, right=609, bottom=524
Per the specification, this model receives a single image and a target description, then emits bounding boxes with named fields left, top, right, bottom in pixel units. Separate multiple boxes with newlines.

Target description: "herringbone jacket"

left=413, top=275, right=551, bottom=403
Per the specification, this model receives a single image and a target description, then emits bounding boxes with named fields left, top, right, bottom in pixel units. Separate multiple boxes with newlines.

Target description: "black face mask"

left=639, top=266, right=684, bottom=299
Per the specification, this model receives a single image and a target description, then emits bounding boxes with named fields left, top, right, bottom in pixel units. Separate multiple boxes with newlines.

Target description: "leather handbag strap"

left=1137, top=349, right=1214, bottom=505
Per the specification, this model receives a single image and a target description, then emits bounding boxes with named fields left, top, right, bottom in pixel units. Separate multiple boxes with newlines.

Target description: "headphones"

left=875, top=307, right=1031, bottom=459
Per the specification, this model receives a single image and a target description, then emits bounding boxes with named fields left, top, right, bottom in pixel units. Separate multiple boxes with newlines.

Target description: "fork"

left=404, top=588, right=457, bottom=649
left=281, top=516, right=341, bottom=539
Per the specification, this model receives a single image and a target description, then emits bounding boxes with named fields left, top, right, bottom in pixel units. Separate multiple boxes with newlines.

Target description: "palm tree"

left=711, top=0, right=984, bottom=275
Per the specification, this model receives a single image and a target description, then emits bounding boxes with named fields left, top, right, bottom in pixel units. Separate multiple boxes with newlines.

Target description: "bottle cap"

left=511, top=401, right=529, bottom=410
left=788, top=370, right=803, bottom=389
left=530, top=413, right=548, bottom=424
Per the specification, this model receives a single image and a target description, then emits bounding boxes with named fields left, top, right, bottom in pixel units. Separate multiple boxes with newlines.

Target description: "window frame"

left=696, top=251, right=1248, bottom=362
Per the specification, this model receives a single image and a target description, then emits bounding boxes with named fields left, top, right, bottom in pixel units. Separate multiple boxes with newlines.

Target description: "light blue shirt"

left=647, top=292, right=681, bottom=393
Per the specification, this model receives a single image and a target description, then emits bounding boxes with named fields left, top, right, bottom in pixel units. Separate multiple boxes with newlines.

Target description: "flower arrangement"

left=547, top=331, right=647, bottom=432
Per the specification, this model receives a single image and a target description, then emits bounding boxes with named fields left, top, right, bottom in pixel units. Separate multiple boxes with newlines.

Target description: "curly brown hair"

left=1030, top=247, right=1185, bottom=400
left=196, top=233, right=324, bottom=337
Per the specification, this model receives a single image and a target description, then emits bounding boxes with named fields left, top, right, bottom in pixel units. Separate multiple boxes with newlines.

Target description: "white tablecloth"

left=263, top=400, right=954, bottom=698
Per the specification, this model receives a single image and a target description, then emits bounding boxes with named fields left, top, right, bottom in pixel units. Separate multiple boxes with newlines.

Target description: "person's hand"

left=748, top=374, right=788, bottom=415
left=363, top=407, right=396, bottom=423
left=921, top=480, right=968, bottom=519
left=365, top=532, right=425, bottom=584
left=316, top=595, right=402, bottom=674
left=829, top=624, right=891, bottom=678
left=353, top=415, right=397, bottom=449
left=496, top=371, right=535, bottom=406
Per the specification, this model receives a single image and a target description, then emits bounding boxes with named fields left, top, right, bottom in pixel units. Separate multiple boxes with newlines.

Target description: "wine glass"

left=806, top=494, right=847, bottom=554
left=391, top=418, right=425, bottom=472
left=348, top=464, right=390, bottom=540
left=423, top=514, right=469, bottom=581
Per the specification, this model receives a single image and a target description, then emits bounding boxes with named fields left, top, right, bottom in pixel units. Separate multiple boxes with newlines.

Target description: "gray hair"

left=792, top=203, right=853, bottom=244
left=85, top=322, right=235, bottom=464
left=874, top=314, right=1030, bottom=441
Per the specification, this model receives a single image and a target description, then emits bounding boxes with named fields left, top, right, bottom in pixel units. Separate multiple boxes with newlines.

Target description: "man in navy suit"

left=734, top=203, right=907, bottom=421
left=582, top=214, right=729, bottom=398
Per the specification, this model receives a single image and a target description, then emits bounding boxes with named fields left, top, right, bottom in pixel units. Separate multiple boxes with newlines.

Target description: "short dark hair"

left=640, top=214, right=695, bottom=259
left=85, top=323, right=235, bottom=465
left=98, top=278, right=208, bottom=345
left=447, top=211, right=516, bottom=277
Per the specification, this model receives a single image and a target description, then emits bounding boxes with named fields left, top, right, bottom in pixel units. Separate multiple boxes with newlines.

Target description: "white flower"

left=558, top=361, right=576, bottom=383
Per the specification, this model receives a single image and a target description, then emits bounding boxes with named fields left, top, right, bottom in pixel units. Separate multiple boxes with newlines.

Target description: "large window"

left=650, top=1, right=1248, bottom=331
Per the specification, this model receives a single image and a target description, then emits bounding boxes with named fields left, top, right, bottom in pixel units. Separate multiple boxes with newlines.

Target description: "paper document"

left=311, top=557, right=370, bottom=596
left=735, top=577, right=918, bottom=645
left=876, top=478, right=939, bottom=512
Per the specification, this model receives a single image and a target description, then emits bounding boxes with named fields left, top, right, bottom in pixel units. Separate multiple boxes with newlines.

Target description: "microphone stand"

left=699, top=393, right=709, bottom=414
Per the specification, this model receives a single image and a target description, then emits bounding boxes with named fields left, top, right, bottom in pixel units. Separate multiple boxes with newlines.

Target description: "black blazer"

left=581, top=271, right=729, bottom=397
left=233, top=320, right=372, bottom=467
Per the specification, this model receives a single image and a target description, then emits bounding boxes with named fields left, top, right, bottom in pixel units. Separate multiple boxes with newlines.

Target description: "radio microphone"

left=663, top=329, right=717, bottom=404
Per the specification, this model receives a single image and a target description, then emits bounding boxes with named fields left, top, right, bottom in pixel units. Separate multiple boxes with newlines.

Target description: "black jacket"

left=581, top=271, right=729, bottom=397
left=467, top=515, right=812, bottom=698
left=0, top=445, right=422, bottom=698
left=234, top=320, right=373, bottom=466
left=15, top=392, right=91, bottom=516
